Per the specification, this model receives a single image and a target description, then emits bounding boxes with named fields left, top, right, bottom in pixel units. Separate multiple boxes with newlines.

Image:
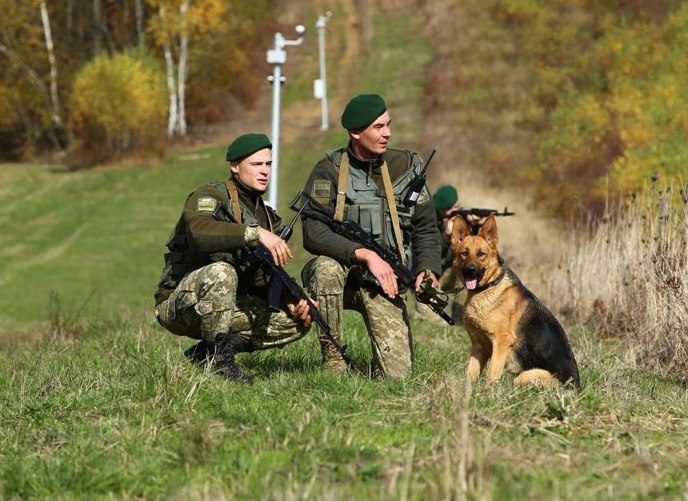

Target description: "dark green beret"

left=341, top=94, right=387, bottom=130
left=433, top=185, right=458, bottom=210
left=226, top=133, right=272, bottom=162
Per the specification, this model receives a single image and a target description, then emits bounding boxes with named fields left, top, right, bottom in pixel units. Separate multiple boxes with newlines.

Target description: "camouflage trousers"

left=302, top=256, right=413, bottom=378
left=155, top=262, right=309, bottom=349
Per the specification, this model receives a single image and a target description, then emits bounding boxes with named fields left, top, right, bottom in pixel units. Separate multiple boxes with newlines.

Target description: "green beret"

left=433, top=185, right=458, bottom=210
left=341, top=94, right=387, bottom=130
left=226, top=133, right=272, bottom=162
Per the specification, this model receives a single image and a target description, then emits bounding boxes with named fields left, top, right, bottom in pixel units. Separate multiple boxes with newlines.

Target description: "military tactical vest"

left=327, top=148, right=423, bottom=254
left=155, top=181, right=264, bottom=296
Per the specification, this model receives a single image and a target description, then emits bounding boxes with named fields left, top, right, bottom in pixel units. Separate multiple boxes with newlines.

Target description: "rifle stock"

left=298, top=192, right=455, bottom=325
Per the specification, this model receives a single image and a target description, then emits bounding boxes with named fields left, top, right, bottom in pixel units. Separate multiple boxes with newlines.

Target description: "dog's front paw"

left=466, top=359, right=482, bottom=383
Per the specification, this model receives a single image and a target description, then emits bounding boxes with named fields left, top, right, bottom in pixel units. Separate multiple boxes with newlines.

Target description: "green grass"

left=2, top=320, right=687, bottom=499
left=0, top=147, right=228, bottom=332
left=1, top=7, right=687, bottom=500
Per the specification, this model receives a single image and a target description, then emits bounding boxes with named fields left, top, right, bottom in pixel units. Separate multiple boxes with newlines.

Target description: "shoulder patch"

left=197, top=195, right=218, bottom=213
left=311, top=180, right=332, bottom=200
left=416, top=186, right=431, bottom=206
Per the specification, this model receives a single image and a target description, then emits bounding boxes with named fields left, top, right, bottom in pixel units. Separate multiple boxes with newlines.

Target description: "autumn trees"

left=0, top=0, right=270, bottom=163
left=456, top=0, right=688, bottom=220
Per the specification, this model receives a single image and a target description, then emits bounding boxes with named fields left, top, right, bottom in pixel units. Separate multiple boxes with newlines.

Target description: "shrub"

left=68, top=51, right=167, bottom=165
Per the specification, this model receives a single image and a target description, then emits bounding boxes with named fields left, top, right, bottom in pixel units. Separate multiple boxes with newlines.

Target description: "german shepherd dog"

left=450, top=214, right=580, bottom=388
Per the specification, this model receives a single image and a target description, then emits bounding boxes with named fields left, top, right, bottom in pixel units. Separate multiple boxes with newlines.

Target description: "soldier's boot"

left=210, top=333, right=255, bottom=384
left=314, top=292, right=347, bottom=372
left=184, top=339, right=214, bottom=366
left=318, top=329, right=347, bottom=373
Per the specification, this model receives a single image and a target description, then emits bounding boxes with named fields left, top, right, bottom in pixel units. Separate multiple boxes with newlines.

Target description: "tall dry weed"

left=547, top=183, right=688, bottom=385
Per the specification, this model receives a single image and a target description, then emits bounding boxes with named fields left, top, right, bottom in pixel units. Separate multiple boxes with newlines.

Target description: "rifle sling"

left=225, top=178, right=273, bottom=231
left=334, top=153, right=350, bottom=222
left=380, top=161, right=407, bottom=264
left=225, top=179, right=242, bottom=224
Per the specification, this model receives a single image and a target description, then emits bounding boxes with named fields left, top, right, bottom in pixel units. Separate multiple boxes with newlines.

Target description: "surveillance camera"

left=295, top=25, right=306, bottom=35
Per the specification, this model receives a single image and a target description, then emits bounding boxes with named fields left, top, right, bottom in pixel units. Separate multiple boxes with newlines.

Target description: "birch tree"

left=147, top=0, right=225, bottom=139
left=0, top=0, right=66, bottom=151
left=39, top=0, right=64, bottom=139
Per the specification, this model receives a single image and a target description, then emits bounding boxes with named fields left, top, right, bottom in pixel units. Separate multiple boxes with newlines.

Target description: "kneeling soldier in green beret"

left=300, top=94, right=442, bottom=378
left=154, top=133, right=313, bottom=383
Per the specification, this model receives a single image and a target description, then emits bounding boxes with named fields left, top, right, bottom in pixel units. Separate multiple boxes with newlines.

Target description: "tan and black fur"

left=451, top=214, right=580, bottom=388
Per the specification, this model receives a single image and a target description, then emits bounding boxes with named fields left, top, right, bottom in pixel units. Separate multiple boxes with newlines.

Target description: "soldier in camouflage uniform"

left=301, top=94, right=442, bottom=378
left=155, top=133, right=313, bottom=383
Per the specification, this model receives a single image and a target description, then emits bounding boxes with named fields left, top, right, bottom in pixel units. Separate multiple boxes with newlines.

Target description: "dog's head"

left=450, top=214, right=501, bottom=291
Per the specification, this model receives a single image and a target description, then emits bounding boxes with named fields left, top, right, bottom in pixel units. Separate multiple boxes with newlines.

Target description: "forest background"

left=1, top=0, right=688, bottom=498
left=2, top=0, right=687, bottom=218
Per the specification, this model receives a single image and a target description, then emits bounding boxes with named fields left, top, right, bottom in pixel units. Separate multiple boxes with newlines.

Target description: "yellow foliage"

left=69, top=52, right=167, bottom=163
left=146, top=0, right=226, bottom=47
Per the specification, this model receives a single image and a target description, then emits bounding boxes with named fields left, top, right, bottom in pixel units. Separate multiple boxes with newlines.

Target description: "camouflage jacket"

left=154, top=179, right=282, bottom=305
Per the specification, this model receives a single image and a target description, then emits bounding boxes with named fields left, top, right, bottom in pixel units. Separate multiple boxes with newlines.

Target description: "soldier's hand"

left=465, top=213, right=481, bottom=224
left=415, top=269, right=439, bottom=292
left=287, top=299, right=313, bottom=328
left=259, top=228, right=293, bottom=266
left=354, top=248, right=399, bottom=298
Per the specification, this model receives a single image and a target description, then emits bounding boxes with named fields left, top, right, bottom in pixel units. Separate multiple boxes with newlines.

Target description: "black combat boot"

left=212, top=333, right=254, bottom=384
left=183, top=339, right=214, bottom=366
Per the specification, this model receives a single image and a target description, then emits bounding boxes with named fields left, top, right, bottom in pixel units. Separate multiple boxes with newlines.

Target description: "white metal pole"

left=266, top=28, right=304, bottom=210
left=268, top=33, right=284, bottom=210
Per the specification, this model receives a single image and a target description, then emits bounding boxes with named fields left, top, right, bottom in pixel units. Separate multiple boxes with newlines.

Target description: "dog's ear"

left=450, top=215, right=470, bottom=244
left=478, top=214, right=499, bottom=249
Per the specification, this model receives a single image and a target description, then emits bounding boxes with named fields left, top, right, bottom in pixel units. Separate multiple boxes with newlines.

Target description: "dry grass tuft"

left=546, top=183, right=688, bottom=385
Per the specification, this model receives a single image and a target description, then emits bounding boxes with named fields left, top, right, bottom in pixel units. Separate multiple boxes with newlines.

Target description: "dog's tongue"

left=465, top=279, right=478, bottom=290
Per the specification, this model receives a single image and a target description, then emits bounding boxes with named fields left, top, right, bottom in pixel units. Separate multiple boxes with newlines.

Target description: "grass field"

left=2, top=313, right=687, bottom=498
left=1, top=8, right=687, bottom=500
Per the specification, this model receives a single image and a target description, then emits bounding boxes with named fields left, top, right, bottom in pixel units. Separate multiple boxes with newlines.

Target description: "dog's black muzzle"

left=462, top=263, right=484, bottom=282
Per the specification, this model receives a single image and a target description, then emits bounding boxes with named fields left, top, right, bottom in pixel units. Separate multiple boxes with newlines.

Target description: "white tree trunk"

left=39, top=0, right=63, bottom=131
left=160, top=5, right=179, bottom=139
left=163, top=43, right=178, bottom=139
left=176, top=0, right=190, bottom=137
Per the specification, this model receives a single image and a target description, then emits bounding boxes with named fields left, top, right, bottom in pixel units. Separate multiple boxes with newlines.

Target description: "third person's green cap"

left=433, top=185, right=458, bottom=210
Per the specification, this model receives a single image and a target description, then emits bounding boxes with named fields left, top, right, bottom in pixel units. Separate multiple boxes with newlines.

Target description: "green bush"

left=68, top=51, right=167, bottom=165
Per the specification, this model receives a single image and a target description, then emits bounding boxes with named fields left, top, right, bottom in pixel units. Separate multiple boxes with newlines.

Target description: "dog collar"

left=472, top=268, right=506, bottom=293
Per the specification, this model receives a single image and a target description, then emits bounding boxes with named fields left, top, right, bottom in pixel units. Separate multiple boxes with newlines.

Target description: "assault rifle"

left=444, top=207, right=516, bottom=235
left=213, top=195, right=352, bottom=367
left=297, top=192, right=455, bottom=325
